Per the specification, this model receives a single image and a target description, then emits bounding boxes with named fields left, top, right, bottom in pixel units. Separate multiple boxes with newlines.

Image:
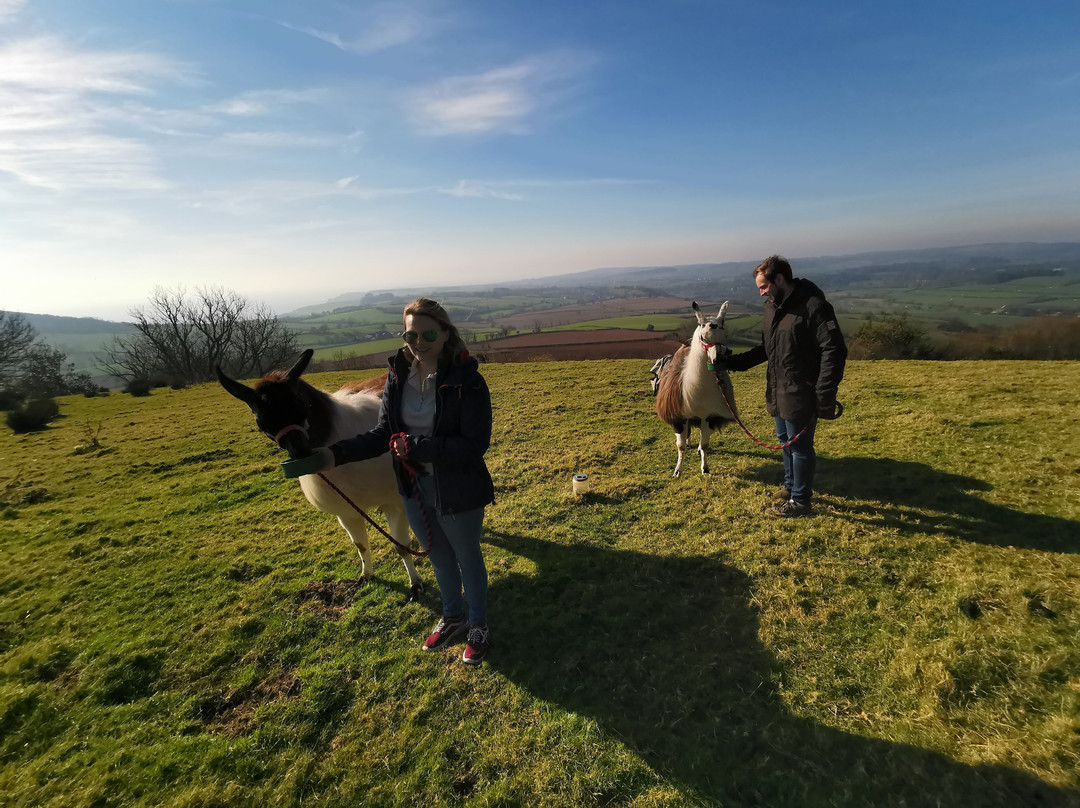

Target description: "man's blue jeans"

left=403, top=474, right=488, bottom=625
left=774, top=416, right=817, bottom=506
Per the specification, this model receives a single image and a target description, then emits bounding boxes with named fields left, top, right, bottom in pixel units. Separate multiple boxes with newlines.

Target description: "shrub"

left=944, top=316, right=1080, bottom=360
left=6, top=398, right=60, bottom=433
left=124, top=378, right=151, bottom=397
left=848, top=315, right=937, bottom=360
left=0, top=388, right=21, bottom=410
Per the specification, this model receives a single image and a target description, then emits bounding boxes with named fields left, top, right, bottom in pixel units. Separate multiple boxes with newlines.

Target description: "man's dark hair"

left=754, top=255, right=793, bottom=283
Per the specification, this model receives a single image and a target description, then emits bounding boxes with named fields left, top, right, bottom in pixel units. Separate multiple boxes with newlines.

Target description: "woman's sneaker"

left=423, top=615, right=468, bottom=651
left=462, top=624, right=490, bottom=665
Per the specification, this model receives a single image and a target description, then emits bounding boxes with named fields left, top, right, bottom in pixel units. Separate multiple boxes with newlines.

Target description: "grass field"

left=2, top=360, right=1078, bottom=807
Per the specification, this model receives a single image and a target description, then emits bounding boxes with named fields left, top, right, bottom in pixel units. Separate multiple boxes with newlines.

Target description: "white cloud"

left=441, top=180, right=523, bottom=200
left=408, top=52, right=594, bottom=136
left=219, top=131, right=339, bottom=148
left=0, top=36, right=181, bottom=94
left=273, top=4, right=440, bottom=55
left=208, top=88, right=329, bottom=116
left=0, top=36, right=189, bottom=190
left=0, top=0, right=25, bottom=25
left=184, top=178, right=423, bottom=218
left=0, top=132, right=167, bottom=190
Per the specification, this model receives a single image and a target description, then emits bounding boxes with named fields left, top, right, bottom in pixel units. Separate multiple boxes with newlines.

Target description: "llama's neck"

left=681, top=337, right=713, bottom=399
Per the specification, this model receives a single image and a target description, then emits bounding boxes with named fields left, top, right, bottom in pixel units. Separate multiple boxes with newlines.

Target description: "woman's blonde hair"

left=403, top=297, right=469, bottom=364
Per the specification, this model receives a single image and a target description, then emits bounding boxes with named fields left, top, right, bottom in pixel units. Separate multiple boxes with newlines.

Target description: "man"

left=726, top=255, right=847, bottom=516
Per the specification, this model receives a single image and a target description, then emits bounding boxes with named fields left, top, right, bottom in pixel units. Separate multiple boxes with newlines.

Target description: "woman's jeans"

left=403, top=474, right=488, bottom=625
left=774, top=416, right=817, bottom=505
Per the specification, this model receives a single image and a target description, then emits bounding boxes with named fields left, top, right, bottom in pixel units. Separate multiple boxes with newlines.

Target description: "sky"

left=2, top=0, right=1079, bottom=320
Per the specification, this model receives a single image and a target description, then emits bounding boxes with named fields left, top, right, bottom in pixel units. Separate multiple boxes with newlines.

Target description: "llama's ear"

left=691, top=301, right=706, bottom=325
left=217, top=367, right=257, bottom=406
left=286, top=349, right=314, bottom=382
left=717, top=301, right=729, bottom=323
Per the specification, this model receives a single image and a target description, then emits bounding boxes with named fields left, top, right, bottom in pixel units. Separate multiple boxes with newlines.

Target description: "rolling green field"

left=2, top=360, right=1078, bottom=807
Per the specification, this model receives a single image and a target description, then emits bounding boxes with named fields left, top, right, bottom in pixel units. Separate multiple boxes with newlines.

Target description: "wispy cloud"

left=441, top=180, right=523, bottom=200
left=273, top=4, right=441, bottom=55
left=219, top=131, right=340, bottom=148
left=0, top=36, right=189, bottom=190
left=408, top=52, right=596, bottom=136
left=0, top=0, right=24, bottom=25
left=438, top=176, right=649, bottom=200
left=208, top=88, right=329, bottom=116
left=0, top=36, right=184, bottom=94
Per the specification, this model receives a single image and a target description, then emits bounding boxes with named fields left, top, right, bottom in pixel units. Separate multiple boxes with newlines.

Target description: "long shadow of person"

left=746, top=455, right=1078, bottom=554
left=486, top=531, right=1078, bottom=806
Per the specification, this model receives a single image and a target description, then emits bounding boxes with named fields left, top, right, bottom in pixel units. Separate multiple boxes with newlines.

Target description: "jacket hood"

left=795, top=278, right=827, bottom=301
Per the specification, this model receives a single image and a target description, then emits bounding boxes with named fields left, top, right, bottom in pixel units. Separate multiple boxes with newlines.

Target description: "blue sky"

left=2, top=0, right=1078, bottom=319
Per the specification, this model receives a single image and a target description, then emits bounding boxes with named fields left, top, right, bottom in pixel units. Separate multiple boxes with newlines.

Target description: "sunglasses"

left=401, top=329, right=440, bottom=345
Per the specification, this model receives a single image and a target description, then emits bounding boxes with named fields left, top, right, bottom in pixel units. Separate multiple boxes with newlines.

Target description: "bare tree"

left=0, top=311, right=37, bottom=376
left=100, top=286, right=299, bottom=384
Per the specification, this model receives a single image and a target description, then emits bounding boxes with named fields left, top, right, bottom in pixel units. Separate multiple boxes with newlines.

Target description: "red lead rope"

left=702, top=341, right=806, bottom=451
left=314, top=430, right=435, bottom=558
left=316, top=470, right=430, bottom=557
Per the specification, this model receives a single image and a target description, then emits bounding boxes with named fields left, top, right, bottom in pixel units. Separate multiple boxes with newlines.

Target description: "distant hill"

left=12, top=313, right=136, bottom=379
left=12, top=241, right=1080, bottom=379
left=286, top=241, right=1080, bottom=316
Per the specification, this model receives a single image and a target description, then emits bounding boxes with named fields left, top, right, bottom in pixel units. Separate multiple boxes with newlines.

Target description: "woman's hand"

left=389, top=433, right=410, bottom=459
left=281, top=447, right=335, bottom=478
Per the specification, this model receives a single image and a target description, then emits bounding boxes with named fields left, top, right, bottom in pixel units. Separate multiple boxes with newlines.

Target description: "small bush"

left=124, top=378, right=151, bottom=397
left=848, top=315, right=937, bottom=360
left=6, top=398, right=60, bottom=433
left=0, top=389, right=22, bottom=410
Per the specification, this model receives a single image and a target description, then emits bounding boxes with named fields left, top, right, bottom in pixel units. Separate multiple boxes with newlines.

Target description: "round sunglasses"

left=401, top=328, right=440, bottom=345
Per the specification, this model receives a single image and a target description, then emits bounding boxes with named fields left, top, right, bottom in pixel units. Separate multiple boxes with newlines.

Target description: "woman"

left=285, top=298, right=496, bottom=664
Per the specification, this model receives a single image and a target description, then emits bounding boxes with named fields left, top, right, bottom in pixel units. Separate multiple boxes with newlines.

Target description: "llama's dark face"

left=217, top=349, right=316, bottom=460
left=248, top=380, right=315, bottom=459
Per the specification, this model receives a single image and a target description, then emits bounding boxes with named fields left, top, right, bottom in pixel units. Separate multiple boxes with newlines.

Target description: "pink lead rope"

left=701, top=340, right=807, bottom=451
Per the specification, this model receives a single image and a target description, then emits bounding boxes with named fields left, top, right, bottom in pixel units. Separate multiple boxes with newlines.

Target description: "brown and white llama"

left=654, top=301, right=738, bottom=477
left=217, top=350, right=425, bottom=601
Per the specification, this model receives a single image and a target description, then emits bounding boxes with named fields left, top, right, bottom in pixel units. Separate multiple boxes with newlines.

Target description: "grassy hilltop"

left=1, top=360, right=1078, bottom=807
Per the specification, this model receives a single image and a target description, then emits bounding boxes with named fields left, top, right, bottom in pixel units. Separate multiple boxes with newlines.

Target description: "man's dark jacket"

left=728, top=278, right=847, bottom=425
left=329, top=348, right=495, bottom=515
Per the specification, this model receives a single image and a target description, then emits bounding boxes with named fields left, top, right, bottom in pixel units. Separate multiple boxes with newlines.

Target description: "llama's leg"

left=698, top=421, right=714, bottom=474
left=673, top=420, right=689, bottom=477
left=385, top=502, right=425, bottom=602
left=338, top=515, right=372, bottom=582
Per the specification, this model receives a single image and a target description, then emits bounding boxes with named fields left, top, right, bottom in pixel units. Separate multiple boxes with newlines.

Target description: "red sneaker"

left=422, top=615, right=467, bottom=651
left=461, top=624, right=490, bottom=665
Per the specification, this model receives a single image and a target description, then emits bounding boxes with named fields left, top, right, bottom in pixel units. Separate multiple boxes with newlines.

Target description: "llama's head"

left=692, top=301, right=729, bottom=349
left=217, top=349, right=317, bottom=459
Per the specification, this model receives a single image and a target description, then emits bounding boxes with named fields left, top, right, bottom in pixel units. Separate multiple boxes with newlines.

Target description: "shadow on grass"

left=486, top=531, right=1077, bottom=807
left=782, top=456, right=1079, bottom=554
